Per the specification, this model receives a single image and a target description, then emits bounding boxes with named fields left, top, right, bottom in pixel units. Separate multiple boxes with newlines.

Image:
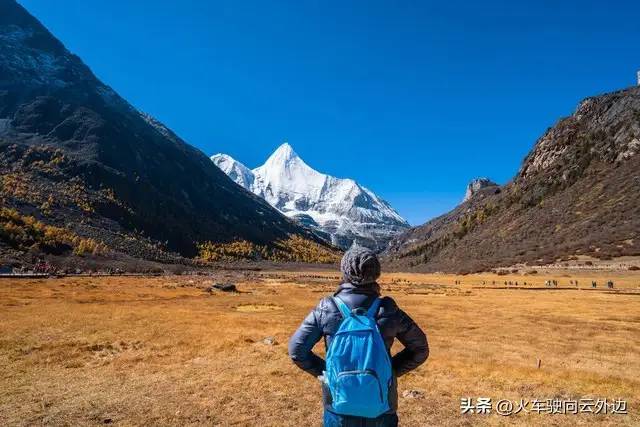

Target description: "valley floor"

left=1, top=270, right=639, bottom=426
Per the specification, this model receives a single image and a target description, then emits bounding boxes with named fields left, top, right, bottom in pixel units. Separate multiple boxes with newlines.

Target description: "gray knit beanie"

left=340, top=246, right=381, bottom=286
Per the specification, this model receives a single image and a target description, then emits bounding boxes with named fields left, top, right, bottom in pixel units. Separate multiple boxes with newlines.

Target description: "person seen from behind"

left=288, top=247, right=429, bottom=427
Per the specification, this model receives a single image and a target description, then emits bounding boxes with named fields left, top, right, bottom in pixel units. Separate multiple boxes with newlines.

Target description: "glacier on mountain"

left=212, top=143, right=410, bottom=250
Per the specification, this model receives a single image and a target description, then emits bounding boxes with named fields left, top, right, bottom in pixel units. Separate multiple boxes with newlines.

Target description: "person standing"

left=288, top=247, right=429, bottom=426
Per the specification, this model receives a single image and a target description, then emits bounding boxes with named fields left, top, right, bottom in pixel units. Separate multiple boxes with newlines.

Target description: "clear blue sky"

left=19, top=0, right=640, bottom=225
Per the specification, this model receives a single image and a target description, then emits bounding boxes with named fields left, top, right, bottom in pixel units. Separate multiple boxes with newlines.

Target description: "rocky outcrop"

left=463, top=178, right=500, bottom=202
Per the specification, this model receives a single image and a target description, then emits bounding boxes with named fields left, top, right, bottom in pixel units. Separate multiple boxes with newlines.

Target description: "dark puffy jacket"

left=288, top=282, right=429, bottom=413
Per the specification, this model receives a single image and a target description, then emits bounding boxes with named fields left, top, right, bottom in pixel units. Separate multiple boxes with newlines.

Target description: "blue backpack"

left=324, top=296, right=393, bottom=418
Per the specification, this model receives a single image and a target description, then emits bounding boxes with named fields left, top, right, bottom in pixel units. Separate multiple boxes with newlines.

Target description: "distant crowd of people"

left=451, top=278, right=617, bottom=288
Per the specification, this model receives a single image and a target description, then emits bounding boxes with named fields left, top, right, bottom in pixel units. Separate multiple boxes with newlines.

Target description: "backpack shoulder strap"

left=332, top=296, right=352, bottom=318
left=366, top=297, right=382, bottom=318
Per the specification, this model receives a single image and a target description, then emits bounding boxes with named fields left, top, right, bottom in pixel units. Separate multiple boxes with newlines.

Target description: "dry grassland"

left=1, top=270, right=639, bottom=426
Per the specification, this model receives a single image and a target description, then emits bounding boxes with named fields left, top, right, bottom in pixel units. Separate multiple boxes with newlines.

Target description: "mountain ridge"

left=0, top=0, right=331, bottom=267
left=384, top=85, right=640, bottom=272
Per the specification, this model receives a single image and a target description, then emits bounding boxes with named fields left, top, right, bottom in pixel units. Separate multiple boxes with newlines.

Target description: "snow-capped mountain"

left=212, top=143, right=410, bottom=250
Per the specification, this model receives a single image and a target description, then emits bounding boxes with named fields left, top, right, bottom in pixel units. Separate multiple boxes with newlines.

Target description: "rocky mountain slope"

left=385, top=86, right=640, bottom=272
left=212, top=143, right=410, bottom=250
left=0, top=0, right=331, bottom=267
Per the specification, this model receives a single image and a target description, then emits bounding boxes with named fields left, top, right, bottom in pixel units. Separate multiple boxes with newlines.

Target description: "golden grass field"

left=1, top=268, right=639, bottom=426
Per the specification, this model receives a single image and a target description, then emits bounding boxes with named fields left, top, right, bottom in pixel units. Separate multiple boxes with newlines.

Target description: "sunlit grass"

left=1, top=271, right=638, bottom=426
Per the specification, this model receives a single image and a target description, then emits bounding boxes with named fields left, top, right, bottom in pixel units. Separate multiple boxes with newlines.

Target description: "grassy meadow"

left=1, top=269, right=639, bottom=426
